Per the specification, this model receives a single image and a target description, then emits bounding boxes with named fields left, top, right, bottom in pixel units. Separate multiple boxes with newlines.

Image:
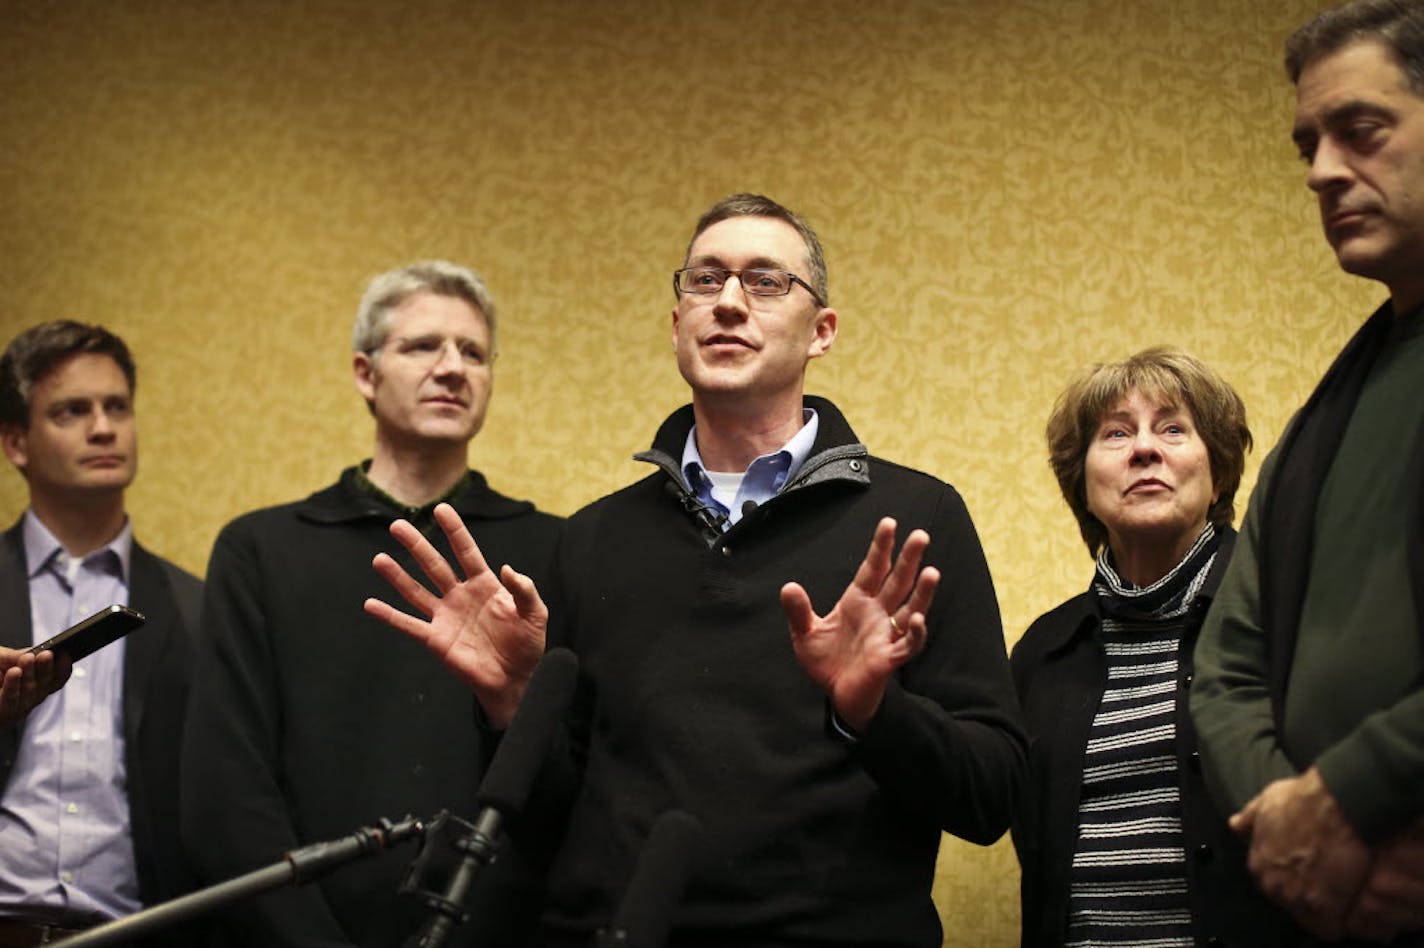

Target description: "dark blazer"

left=1009, top=529, right=1292, bottom=948
left=0, top=519, right=202, bottom=914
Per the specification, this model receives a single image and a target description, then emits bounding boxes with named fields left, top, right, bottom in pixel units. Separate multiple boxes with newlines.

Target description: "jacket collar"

left=295, top=465, right=535, bottom=525
left=635, top=394, right=870, bottom=493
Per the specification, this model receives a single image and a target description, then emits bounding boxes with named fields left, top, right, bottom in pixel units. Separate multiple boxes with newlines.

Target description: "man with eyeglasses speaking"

left=181, top=262, right=562, bottom=947
left=366, top=197, right=1027, bottom=947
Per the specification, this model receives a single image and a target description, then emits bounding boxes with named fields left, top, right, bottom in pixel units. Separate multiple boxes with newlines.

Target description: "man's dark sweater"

left=182, top=467, right=562, bottom=948
left=529, top=397, right=1025, bottom=948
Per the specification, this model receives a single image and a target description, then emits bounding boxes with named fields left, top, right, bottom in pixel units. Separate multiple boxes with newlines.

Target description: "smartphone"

left=28, top=605, right=146, bottom=662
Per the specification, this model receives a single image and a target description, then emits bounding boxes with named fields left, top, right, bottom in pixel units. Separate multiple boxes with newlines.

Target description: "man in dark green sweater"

left=1191, top=2, right=1424, bottom=944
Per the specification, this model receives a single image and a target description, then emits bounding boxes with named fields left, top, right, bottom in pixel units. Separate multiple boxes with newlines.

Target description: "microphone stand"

left=402, top=810, right=503, bottom=948
left=404, top=648, right=581, bottom=948
left=54, top=816, right=426, bottom=947
left=56, top=647, right=579, bottom=948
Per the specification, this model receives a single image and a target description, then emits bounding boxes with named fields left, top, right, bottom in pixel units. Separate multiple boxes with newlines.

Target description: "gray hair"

left=352, top=260, right=498, bottom=357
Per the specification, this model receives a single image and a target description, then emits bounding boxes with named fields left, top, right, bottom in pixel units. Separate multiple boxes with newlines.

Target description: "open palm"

left=364, top=503, right=547, bottom=728
left=781, top=517, right=939, bottom=731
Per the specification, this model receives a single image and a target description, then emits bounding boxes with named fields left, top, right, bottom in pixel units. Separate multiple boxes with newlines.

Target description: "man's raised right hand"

left=364, top=502, right=547, bottom=729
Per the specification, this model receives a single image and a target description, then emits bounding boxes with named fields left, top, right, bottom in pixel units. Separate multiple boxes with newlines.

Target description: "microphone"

left=740, top=500, right=758, bottom=519
left=410, top=647, right=579, bottom=948
left=596, top=810, right=703, bottom=948
left=476, top=647, right=578, bottom=815
left=662, top=480, right=728, bottom=538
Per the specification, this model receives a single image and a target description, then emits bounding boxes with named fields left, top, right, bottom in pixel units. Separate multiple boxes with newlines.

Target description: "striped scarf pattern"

left=1064, top=525, right=1220, bottom=948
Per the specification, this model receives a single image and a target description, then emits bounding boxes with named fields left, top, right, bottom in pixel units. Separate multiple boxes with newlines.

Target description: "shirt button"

left=60, top=871, right=74, bottom=883
left=76, top=604, right=88, bottom=614
left=1194, top=844, right=1214, bottom=864
left=412, top=692, right=425, bottom=705
left=721, top=547, right=732, bottom=557
left=73, top=668, right=87, bottom=679
left=412, top=763, right=424, bottom=776
left=69, top=731, right=83, bottom=743
left=66, top=803, right=79, bottom=814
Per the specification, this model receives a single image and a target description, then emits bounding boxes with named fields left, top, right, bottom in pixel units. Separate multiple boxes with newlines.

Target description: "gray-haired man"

left=182, top=262, right=562, bottom=947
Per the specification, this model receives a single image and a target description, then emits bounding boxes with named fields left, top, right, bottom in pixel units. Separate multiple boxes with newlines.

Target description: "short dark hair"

left=0, top=321, right=136, bottom=428
left=1285, top=0, right=1424, bottom=94
left=684, top=193, right=830, bottom=305
left=1045, top=346, right=1253, bottom=556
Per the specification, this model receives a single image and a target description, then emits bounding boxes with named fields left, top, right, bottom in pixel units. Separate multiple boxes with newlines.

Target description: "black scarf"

left=1259, top=300, right=1424, bottom=744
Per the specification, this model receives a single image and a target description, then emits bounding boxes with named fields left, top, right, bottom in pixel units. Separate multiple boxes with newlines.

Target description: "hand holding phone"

left=1, top=647, right=72, bottom=728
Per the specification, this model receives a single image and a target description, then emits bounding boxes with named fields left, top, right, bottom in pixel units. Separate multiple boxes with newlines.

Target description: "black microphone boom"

left=52, top=817, right=426, bottom=947
left=597, top=809, right=703, bottom=948
left=411, top=647, right=579, bottom=948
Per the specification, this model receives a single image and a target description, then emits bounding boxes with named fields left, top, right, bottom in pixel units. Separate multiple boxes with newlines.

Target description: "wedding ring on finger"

left=888, top=615, right=901, bottom=638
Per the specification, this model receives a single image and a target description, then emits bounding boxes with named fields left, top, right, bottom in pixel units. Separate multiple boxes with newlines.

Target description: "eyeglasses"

left=673, top=266, right=825, bottom=307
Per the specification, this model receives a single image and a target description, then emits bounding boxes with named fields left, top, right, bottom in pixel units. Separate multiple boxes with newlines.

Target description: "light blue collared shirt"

left=681, top=408, right=820, bottom=529
left=0, top=512, right=140, bottom=924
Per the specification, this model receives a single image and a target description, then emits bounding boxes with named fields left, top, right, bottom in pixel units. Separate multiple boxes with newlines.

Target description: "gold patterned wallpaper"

left=0, top=1, right=1384, bottom=943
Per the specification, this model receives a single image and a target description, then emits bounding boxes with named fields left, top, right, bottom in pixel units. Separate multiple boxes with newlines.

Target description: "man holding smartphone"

left=0, top=321, right=202, bottom=944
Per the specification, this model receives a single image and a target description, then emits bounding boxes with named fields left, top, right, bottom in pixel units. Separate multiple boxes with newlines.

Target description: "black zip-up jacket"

left=530, top=396, right=1026, bottom=948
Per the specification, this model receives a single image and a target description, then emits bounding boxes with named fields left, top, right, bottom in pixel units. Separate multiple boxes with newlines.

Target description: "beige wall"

left=0, top=1, right=1384, bottom=943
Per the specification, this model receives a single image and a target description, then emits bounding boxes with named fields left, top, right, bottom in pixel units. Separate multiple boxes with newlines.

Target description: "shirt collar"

left=22, top=509, right=133, bottom=582
left=681, top=408, right=820, bottom=513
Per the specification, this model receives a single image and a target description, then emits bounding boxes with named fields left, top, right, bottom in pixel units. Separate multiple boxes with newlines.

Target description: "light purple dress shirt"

left=0, top=511, right=140, bottom=924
